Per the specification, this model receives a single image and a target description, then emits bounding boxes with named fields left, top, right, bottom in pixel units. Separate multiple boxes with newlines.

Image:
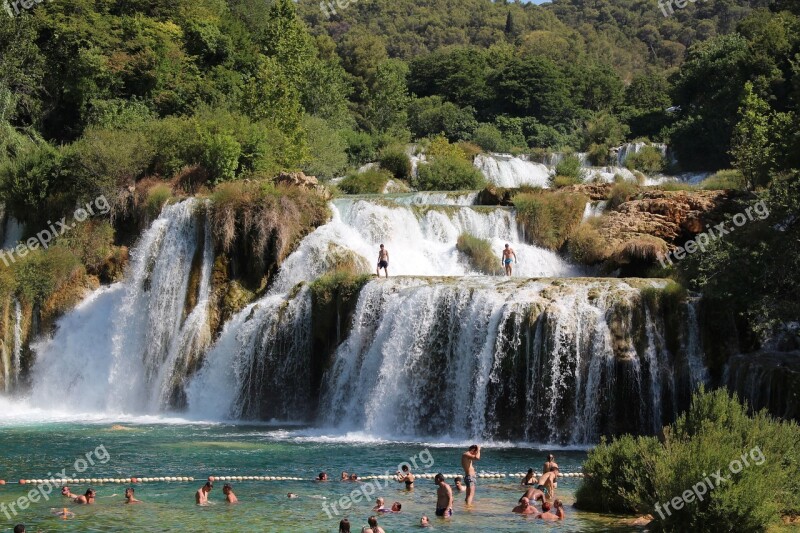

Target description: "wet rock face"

left=727, top=351, right=800, bottom=421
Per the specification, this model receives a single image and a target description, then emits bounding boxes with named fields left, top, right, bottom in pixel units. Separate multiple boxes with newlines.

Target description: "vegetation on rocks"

left=456, top=233, right=499, bottom=275
left=513, top=190, right=587, bottom=250
left=577, top=389, right=800, bottom=531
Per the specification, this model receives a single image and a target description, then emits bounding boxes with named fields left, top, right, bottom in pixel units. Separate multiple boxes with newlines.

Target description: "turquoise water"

left=0, top=421, right=636, bottom=532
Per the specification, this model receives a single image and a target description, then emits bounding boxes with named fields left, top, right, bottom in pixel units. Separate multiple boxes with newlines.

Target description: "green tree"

left=730, top=82, right=773, bottom=190
left=364, top=60, right=410, bottom=136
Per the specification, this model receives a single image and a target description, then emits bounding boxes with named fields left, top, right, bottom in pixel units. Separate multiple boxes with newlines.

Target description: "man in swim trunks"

left=395, top=465, right=415, bottom=490
left=434, top=474, right=453, bottom=518
left=377, top=244, right=389, bottom=277
left=501, top=244, right=517, bottom=276
left=124, top=487, right=141, bottom=504
left=543, top=454, right=559, bottom=491
left=512, top=496, right=540, bottom=515
left=536, top=467, right=558, bottom=501
left=196, top=481, right=212, bottom=505
left=521, top=485, right=546, bottom=504
left=461, top=444, right=480, bottom=505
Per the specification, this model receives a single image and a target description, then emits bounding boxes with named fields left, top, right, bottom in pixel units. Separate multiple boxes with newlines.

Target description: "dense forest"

left=0, top=0, right=798, bottom=339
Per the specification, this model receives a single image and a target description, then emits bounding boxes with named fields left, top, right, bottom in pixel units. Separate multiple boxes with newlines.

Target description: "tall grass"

left=338, top=169, right=392, bottom=194
left=513, top=190, right=588, bottom=250
left=456, top=233, right=499, bottom=275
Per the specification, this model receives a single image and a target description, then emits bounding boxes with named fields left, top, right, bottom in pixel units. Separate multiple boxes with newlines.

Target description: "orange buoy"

left=208, top=476, right=215, bottom=482
left=19, top=479, right=27, bottom=485
left=0, top=479, right=6, bottom=485
left=130, top=477, right=138, bottom=483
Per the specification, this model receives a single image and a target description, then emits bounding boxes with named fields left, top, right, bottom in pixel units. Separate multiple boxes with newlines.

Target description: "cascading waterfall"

left=389, top=191, right=479, bottom=206
left=272, top=199, right=580, bottom=291
left=474, top=153, right=552, bottom=188
left=319, top=277, right=708, bottom=444
left=28, top=199, right=213, bottom=414
left=186, top=288, right=313, bottom=421
left=12, top=299, right=21, bottom=387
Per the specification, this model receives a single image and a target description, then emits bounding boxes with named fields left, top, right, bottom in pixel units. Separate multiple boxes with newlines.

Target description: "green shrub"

left=625, top=145, right=666, bottom=174
left=456, top=233, right=499, bottom=275
left=339, top=129, right=377, bottom=166
left=575, top=434, right=663, bottom=514
left=145, top=183, right=174, bottom=219
left=576, top=389, right=800, bottom=530
left=378, top=145, right=412, bottom=179
left=513, top=190, right=588, bottom=250
left=607, top=182, right=639, bottom=209
left=472, top=123, right=509, bottom=152
left=415, top=155, right=485, bottom=191
left=338, top=168, right=392, bottom=194
left=700, top=169, right=747, bottom=190
left=553, top=154, right=585, bottom=185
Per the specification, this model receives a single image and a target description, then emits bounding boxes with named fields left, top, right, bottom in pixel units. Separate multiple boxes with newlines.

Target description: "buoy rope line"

left=1, top=472, right=584, bottom=486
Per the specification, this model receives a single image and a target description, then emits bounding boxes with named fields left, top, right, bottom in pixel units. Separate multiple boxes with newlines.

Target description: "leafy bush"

left=426, top=134, right=468, bottom=160
left=607, top=182, right=639, bottom=209
left=576, top=389, right=800, bottom=531
left=513, top=190, right=588, bottom=250
left=338, top=169, right=392, bottom=194
left=145, top=183, right=174, bottom=219
left=339, top=129, right=377, bottom=166
left=415, top=155, right=485, bottom=191
left=700, top=169, right=747, bottom=190
left=456, top=233, right=499, bottom=275
left=551, top=174, right=583, bottom=188
left=472, top=124, right=509, bottom=152
left=625, top=145, right=666, bottom=174
left=553, top=154, right=585, bottom=185
left=378, top=145, right=412, bottom=179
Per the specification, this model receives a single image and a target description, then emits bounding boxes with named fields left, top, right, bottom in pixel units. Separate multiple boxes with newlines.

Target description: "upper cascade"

left=272, top=198, right=582, bottom=291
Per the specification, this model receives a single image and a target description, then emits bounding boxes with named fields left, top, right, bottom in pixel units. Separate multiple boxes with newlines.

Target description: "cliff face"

left=727, top=351, right=800, bottom=421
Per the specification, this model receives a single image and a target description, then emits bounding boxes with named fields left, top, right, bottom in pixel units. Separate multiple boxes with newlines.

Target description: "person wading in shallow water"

left=461, top=444, right=481, bottom=505
left=501, top=244, right=517, bottom=276
left=377, top=244, right=389, bottom=277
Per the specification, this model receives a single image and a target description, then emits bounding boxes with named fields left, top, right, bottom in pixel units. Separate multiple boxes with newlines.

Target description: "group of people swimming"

left=334, top=445, right=564, bottom=532
left=514, top=454, right=565, bottom=520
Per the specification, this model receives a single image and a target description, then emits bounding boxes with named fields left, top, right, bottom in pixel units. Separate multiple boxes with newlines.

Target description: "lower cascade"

left=14, top=198, right=711, bottom=445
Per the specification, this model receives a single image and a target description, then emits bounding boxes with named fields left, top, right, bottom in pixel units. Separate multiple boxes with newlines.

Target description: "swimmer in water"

left=287, top=493, right=299, bottom=499
left=74, top=488, right=96, bottom=504
left=222, top=483, right=238, bottom=503
left=396, top=465, right=415, bottom=490
left=124, top=487, right=141, bottom=504
left=61, top=486, right=76, bottom=499
left=196, top=481, right=213, bottom=505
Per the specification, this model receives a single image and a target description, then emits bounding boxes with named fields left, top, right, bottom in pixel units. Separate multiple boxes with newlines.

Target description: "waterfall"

left=582, top=201, right=607, bottom=221
left=186, top=288, right=313, bottom=421
left=318, top=277, right=707, bottom=444
left=1, top=216, right=24, bottom=250
left=474, top=153, right=552, bottom=188
left=614, top=142, right=669, bottom=167
left=11, top=299, right=21, bottom=387
left=389, top=191, right=479, bottom=206
left=28, top=199, right=213, bottom=414
left=272, top=199, right=581, bottom=291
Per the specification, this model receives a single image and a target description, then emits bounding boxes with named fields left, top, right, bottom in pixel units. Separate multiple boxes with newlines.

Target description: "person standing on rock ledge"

left=502, top=244, right=517, bottom=276
left=377, top=244, right=390, bottom=277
